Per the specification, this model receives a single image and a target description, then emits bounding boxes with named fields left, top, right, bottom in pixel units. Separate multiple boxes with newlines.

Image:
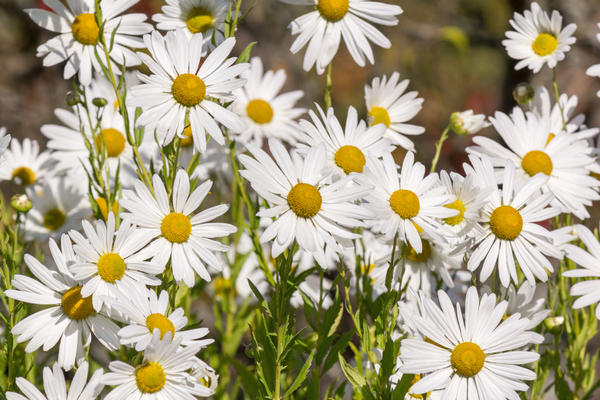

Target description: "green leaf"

left=391, top=373, right=413, bottom=400
left=284, top=350, right=315, bottom=397
left=323, top=331, right=354, bottom=373
left=338, top=353, right=366, bottom=389
left=237, top=42, right=256, bottom=64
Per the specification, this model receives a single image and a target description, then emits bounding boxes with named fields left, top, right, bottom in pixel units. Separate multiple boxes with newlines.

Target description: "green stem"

left=430, top=126, right=450, bottom=173
left=552, top=67, right=567, bottom=131
left=324, top=63, right=333, bottom=109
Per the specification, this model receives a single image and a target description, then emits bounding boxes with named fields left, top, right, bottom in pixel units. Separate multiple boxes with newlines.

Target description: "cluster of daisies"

left=1, top=0, right=600, bottom=398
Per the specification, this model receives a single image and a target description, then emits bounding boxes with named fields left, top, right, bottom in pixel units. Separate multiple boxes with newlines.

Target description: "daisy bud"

left=65, top=91, right=81, bottom=106
left=11, top=194, right=32, bottom=213
left=450, top=110, right=490, bottom=136
left=544, top=315, right=565, bottom=333
left=92, top=97, right=108, bottom=108
left=513, top=82, right=534, bottom=105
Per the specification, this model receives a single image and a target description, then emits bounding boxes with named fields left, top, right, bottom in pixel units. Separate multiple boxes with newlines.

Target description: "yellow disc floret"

left=389, top=189, right=420, bottom=219
left=12, top=166, right=36, bottom=186
left=135, top=362, right=166, bottom=393
left=146, top=313, right=176, bottom=339
left=444, top=199, right=466, bottom=226
left=96, top=197, right=119, bottom=221
left=97, top=252, right=126, bottom=283
left=532, top=33, right=558, bottom=57
left=450, top=342, right=485, bottom=377
left=489, top=205, right=523, bottom=241
left=409, top=374, right=432, bottom=399
left=43, top=208, right=66, bottom=231
left=181, top=126, right=194, bottom=147
left=334, top=145, right=366, bottom=174
left=95, top=128, right=126, bottom=157
left=404, top=239, right=432, bottom=263
left=317, top=0, right=349, bottom=22
left=72, top=13, right=99, bottom=45
left=287, top=183, right=322, bottom=218
left=186, top=7, right=214, bottom=34
left=61, top=286, right=94, bottom=320
left=368, top=106, right=391, bottom=128
left=521, top=150, right=553, bottom=176
left=246, top=99, right=274, bottom=124
left=172, top=74, right=206, bottom=107
left=161, top=212, right=192, bottom=243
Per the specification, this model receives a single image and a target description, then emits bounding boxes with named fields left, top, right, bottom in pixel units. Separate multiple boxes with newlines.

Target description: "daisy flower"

left=0, top=138, right=54, bottom=187
left=466, top=162, right=562, bottom=287
left=6, top=362, right=104, bottom=400
left=25, top=0, right=152, bottom=85
left=468, top=107, right=600, bottom=219
left=5, top=235, right=120, bottom=370
left=502, top=2, right=576, bottom=73
left=237, top=139, right=373, bottom=264
left=24, top=178, right=90, bottom=240
left=359, top=151, right=457, bottom=253
left=400, top=287, right=543, bottom=399
left=102, top=331, right=214, bottom=399
left=502, top=282, right=550, bottom=330
left=295, top=105, right=391, bottom=177
left=0, top=126, right=10, bottom=164
left=129, top=29, right=248, bottom=153
left=364, top=72, right=425, bottom=150
left=111, top=287, right=214, bottom=351
left=69, top=213, right=162, bottom=311
left=191, top=359, right=219, bottom=393
left=562, top=224, right=600, bottom=320
left=120, top=170, right=236, bottom=287
left=153, top=0, right=227, bottom=45
left=281, top=0, right=403, bottom=73
left=449, top=110, right=490, bottom=136
left=231, top=57, right=305, bottom=146
left=587, top=24, right=600, bottom=97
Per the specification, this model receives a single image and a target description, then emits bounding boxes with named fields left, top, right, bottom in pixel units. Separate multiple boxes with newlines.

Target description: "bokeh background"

left=2, top=0, right=600, bottom=173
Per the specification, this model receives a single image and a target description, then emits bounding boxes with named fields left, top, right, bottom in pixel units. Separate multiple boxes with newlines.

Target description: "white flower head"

left=502, top=2, right=576, bottom=73
left=0, top=138, right=54, bottom=188
left=449, top=110, right=490, bottom=136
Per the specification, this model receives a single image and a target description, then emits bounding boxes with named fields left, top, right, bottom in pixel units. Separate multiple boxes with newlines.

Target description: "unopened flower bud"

left=92, top=97, right=108, bottom=107
left=11, top=194, right=32, bottom=213
left=65, top=91, right=81, bottom=106
left=544, top=315, right=565, bottom=333
left=513, top=82, right=534, bottom=106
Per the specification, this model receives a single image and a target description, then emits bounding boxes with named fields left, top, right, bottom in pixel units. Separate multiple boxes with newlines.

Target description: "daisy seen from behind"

left=400, top=287, right=543, bottom=399
left=502, top=2, right=576, bottom=73
left=102, top=331, right=214, bottom=399
left=281, top=0, right=403, bottom=73
left=25, top=0, right=152, bottom=85
left=69, top=213, right=162, bottom=311
left=364, top=72, right=425, bottom=150
left=120, top=169, right=236, bottom=287
left=5, top=235, right=120, bottom=371
left=111, top=287, right=214, bottom=351
left=6, top=361, right=104, bottom=400
left=359, top=151, right=457, bottom=253
left=129, top=29, right=248, bottom=153
left=238, top=139, right=373, bottom=264
left=231, top=57, right=305, bottom=146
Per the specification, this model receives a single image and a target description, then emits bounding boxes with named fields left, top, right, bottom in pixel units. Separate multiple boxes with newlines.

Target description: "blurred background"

left=1, top=0, right=600, bottom=172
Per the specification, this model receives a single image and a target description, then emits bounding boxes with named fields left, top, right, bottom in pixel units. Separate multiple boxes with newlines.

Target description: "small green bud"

left=92, top=97, right=108, bottom=107
left=544, top=315, right=564, bottom=333
left=513, top=82, right=535, bottom=106
left=11, top=194, right=32, bottom=213
left=65, top=91, right=81, bottom=106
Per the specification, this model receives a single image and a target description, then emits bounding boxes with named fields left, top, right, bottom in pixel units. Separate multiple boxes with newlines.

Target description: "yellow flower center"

left=317, top=0, right=349, bottom=22
left=521, top=150, right=553, bottom=176
left=181, top=126, right=194, bottom=147
left=71, top=13, right=99, bottom=45
left=43, top=208, right=66, bottom=231
left=186, top=7, right=214, bottom=34
left=368, top=106, right=391, bottom=128
left=95, top=128, right=126, bottom=158
left=97, top=252, right=126, bottom=283
left=287, top=183, right=322, bottom=218
left=135, top=362, right=166, bottom=393
left=591, top=171, right=600, bottom=182
left=444, top=199, right=466, bottom=226
left=172, top=74, right=206, bottom=107
left=12, top=166, right=36, bottom=186
left=489, top=205, right=523, bottom=241
left=61, top=286, right=94, bottom=320
left=532, top=33, right=558, bottom=56
left=146, top=313, right=176, bottom=339
left=546, top=133, right=555, bottom=145
left=96, top=197, right=119, bottom=221
left=161, top=212, right=192, bottom=243
left=246, top=99, right=274, bottom=124
left=404, top=239, right=432, bottom=263
left=214, top=276, right=234, bottom=297
left=334, top=145, right=366, bottom=174
left=389, top=189, right=420, bottom=219
left=409, top=374, right=432, bottom=399
left=450, top=342, right=485, bottom=377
